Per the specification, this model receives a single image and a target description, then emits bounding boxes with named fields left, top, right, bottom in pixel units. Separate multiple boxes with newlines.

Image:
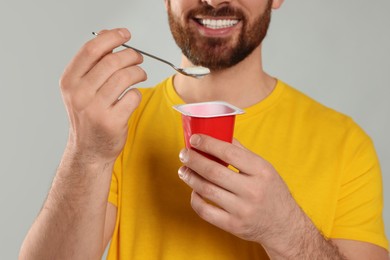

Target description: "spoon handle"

left=91, top=32, right=177, bottom=69
left=120, top=43, right=177, bottom=69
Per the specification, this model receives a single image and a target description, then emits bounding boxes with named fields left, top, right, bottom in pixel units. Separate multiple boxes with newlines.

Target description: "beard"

left=167, top=1, right=273, bottom=71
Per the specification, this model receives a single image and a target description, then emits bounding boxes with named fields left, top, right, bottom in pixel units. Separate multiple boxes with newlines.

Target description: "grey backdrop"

left=0, top=0, right=389, bottom=259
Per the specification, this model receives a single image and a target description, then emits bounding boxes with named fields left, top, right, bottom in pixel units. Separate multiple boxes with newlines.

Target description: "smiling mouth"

left=195, top=18, right=239, bottom=29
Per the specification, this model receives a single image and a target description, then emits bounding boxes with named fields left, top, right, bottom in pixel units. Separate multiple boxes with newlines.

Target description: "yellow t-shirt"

left=107, top=77, right=388, bottom=259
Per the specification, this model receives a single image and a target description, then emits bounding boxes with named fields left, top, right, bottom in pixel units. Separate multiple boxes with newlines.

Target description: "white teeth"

left=199, top=19, right=239, bottom=29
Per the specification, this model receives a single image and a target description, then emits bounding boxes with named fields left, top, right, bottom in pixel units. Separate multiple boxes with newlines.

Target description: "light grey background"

left=0, top=0, right=389, bottom=259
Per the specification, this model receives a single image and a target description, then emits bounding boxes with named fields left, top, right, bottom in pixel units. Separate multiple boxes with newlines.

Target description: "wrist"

left=261, top=208, right=345, bottom=259
left=64, top=136, right=119, bottom=166
left=54, top=142, right=118, bottom=189
left=50, top=146, right=116, bottom=207
left=259, top=206, right=307, bottom=258
left=65, top=129, right=126, bottom=164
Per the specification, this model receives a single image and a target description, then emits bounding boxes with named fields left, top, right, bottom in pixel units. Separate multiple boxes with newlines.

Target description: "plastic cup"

left=173, top=101, right=244, bottom=166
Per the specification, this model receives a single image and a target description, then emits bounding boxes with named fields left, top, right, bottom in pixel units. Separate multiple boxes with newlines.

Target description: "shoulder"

left=280, top=81, right=347, bottom=120
left=279, top=80, right=365, bottom=137
left=270, top=80, right=376, bottom=163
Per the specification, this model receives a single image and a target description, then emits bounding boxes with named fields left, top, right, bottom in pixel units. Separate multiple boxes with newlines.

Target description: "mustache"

left=187, top=5, right=245, bottom=19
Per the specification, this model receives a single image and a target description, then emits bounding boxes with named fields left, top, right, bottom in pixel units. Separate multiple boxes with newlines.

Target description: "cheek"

left=169, top=0, right=201, bottom=19
left=245, top=0, right=269, bottom=16
left=168, top=0, right=189, bottom=15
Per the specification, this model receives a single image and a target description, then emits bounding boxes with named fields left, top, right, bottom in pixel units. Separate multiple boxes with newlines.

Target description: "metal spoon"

left=92, top=32, right=210, bottom=78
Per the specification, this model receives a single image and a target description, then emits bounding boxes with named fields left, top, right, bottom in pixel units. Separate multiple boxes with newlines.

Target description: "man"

left=20, top=0, right=388, bottom=259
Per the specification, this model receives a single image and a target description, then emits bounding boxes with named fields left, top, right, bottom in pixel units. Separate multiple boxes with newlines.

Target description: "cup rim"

left=173, top=101, right=245, bottom=118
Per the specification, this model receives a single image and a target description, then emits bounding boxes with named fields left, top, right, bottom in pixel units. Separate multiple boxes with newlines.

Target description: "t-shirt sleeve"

left=330, top=123, right=388, bottom=250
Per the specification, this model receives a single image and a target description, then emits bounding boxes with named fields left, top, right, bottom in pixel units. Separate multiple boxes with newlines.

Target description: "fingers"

left=179, top=135, right=297, bottom=244
left=96, top=64, right=147, bottom=107
left=60, top=28, right=147, bottom=112
left=178, top=166, right=237, bottom=212
left=83, top=47, right=143, bottom=93
left=190, top=191, right=233, bottom=232
left=112, top=88, right=142, bottom=123
left=64, top=28, right=132, bottom=80
left=189, top=134, right=272, bottom=175
left=179, top=148, right=242, bottom=194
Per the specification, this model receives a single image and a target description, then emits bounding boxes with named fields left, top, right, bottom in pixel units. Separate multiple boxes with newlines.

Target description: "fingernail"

left=179, top=148, right=189, bottom=163
left=178, top=166, right=187, bottom=179
left=118, top=28, right=130, bottom=39
left=190, top=134, right=201, bottom=147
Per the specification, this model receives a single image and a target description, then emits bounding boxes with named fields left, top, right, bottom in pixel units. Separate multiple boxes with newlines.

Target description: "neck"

left=173, top=46, right=276, bottom=108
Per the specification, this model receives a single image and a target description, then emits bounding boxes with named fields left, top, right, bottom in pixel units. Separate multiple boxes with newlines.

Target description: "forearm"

left=19, top=147, right=114, bottom=260
left=263, top=208, right=346, bottom=260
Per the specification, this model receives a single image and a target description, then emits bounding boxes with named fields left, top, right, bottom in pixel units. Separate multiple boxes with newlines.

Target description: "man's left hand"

left=178, top=134, right=307, bottom=253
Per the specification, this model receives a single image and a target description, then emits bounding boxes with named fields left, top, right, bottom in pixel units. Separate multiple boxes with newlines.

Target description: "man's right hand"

left=19, top=28, right=146, bottom=260
left=60, top=28, right=146, bottom=164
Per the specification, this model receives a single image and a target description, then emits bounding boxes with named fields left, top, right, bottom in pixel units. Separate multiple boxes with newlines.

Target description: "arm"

left=332, top=239, right=389, bottom=260
left=19, top=28, right=146, bottom=260
left=178, top=134, right=388, bottom=259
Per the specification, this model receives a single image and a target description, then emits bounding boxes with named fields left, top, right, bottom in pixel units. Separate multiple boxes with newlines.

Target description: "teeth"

left=199, top=19, right=239, bottom=29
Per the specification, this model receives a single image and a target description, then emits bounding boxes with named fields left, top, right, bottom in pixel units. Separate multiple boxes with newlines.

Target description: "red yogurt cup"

left=173, top=101, right=244, bottom=166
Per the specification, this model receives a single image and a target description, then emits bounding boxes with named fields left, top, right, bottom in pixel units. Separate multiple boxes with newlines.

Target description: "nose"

left=201, top=0, right=232, bottom=8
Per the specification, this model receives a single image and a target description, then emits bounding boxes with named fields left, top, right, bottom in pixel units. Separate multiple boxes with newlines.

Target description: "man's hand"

left=19, top=28, right=146, bottom=260
left=60, top=28, right=146, bottom=163
left=178, top=134, right=347, bottom=259
left=178, top=134, right=302, bottom=246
